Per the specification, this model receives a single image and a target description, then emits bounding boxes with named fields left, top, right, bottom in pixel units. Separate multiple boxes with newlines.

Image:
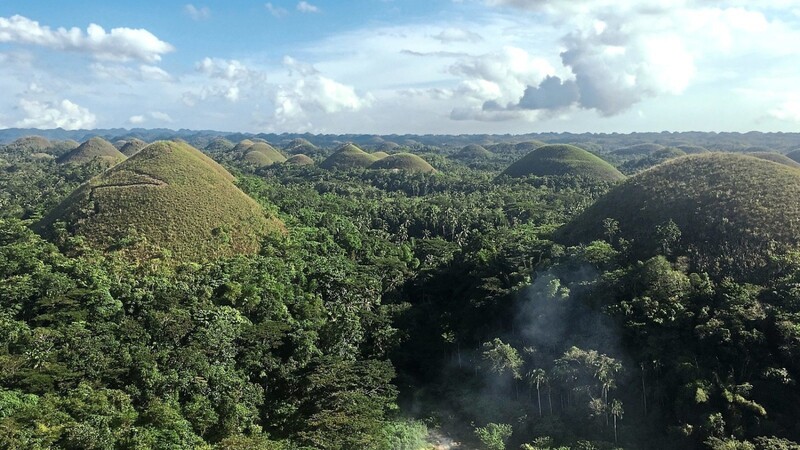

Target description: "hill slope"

left=558, top=153, right=800, bottom=280
left=370, top=153, right=435, bottom=173
left=119, top=139, right=147, bottom=156
left=57, top=137, right=126, bottom=166
left=456, top=144, right=493, bottom=159
left=320, top=143, right=377, bottom=170
left=747, top=152, right=800, bottom=169
left=241, top=142, right=287, bottom=166
left=36, top=141, right=281, bottom=262
left=502, top=144, right=624, bottom=181
left=285, top=154, right=314, bottom=166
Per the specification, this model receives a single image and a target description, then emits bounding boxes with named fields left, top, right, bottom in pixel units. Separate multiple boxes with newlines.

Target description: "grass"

left=675, top=145, right=710, bottom=154
left=241, top=142, right=287, bottom=166
left=36, top=141, right=282, bottom=263
left=746, top=152, right=800, bottom=169
left=558, top=153, right=800, bottom=281
left=370, top=153, right=436, bottom=173
left=611, top=143, right=665, bottom=156
left=284, top=138, right=318, bottom=155
left=204, top=137, right=235, bottom=153
left=285, top=154, right=314, bottom=165
left=57, top=137, right=126, bottom=167
left=456, top=144, right=493, bottom=159
left=232, top=139, right=256, bottom=153
left=320, top=143, right=377, bottom=170
left=119, top=139, right=147, bottom=156
left=786, top=150, right=800, bottom=164
left=502, top=144, right=624, bottom=181
left=372, top=151, right=390, bottom=160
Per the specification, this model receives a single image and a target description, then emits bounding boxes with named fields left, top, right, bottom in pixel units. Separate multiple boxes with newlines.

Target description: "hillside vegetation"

left=119, top=138, right=147, bottom=156
left=559, top=153, right=800, bottom=280
left=36, top=141, right=281, bottom=262
left=502, top=144, right=624, bottom=181
left=285, top=154, right=314, bottom=165
left=456, top=144, right=493, bottom=159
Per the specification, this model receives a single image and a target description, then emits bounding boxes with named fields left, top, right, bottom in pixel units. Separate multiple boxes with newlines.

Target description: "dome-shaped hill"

left=370, top=153, right=436, bottom=173
left=612, top=143, right=665, bottom=156
left=675, top=144, right=710, bottom=154
left=652, top=147, right=686, bottom=159
left=502, top=144, right=624, bottom=181
left=36, top=141, right=281, bottom=263
left=786, top=150, right=800, bottom=164
left=376, top=141, right=400, bottom=152
left=746, top=152, right=800, bottom=169
left=241, top=142, right=286, bottom=167
left=285, top=154, right=314, bottom=166
left=284, top=138, right=318, bottom=154
left=456, top=144, right=493, bottom=160
left=320, top=143, right=377, bottom=170
left=558, top=153, right=800, bottom=281
left=5, top=136, right=52, bottom=152
left=372, top=151, right=390, bottom=160
left=205, top=137, right=235, bottom=153
left=57, top=137, right=126, bottom=167
left=514, top=141, right=546, bottom=153
left=119, top=139, right=147, bottom=157
left=232, top=139, right=256, bottom=153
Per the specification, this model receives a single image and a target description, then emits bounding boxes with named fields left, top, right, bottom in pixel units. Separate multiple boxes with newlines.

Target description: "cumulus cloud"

left=265, top=3, right=289, bottom=17
left=91, top=63, right=173, bottom=82
left=769, top=99, right=800, bottom=123
left=433, top=28, right=483, bottom=43
left=297, top=1, right=320, bottom=13
left=128, top=111, right=174, bottom=125
left=184, top=4, right=211, bottom=21
left=274, top=56, right=372, bottom=122
left=192, top=57, right=267, bottom=102
left=0, top=15, right=174, bottom=63
left=15, top=98, right=97, bottom=130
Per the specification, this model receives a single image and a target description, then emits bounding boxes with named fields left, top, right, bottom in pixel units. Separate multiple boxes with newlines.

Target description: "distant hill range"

left=2, top=128, right=800, bottom=153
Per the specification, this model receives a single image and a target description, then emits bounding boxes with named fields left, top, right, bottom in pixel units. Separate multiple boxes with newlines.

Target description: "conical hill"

left=57, top=137, right=126, bottom=167
left=558, top=153, right=800, bottom=281
left=320, top=143, right=377, bottom=170
left=36, top=141, right=282, bottom=262
left=502, top=144, right=623, bottom=181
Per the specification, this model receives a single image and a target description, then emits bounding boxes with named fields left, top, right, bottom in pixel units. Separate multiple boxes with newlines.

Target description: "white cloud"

left=128, top=115, right=145, bottom=124
left=91, top=63, right=173, bottom=82
left=15, top=98, right=96, bottom=130
left=274, top=56, right=371, bottom=123
left=128, top=111, right=174, bottom=125
left=0, top=15, right=174, bottom=63
left=449, top=46, right=554, bottom=104
left=297, top=1, right=320, bottom=13
left=769, top=99, right=800, bottom=123
left=265, top=3, right=289, bottom=18
left=192, top=57, right=267, bottom=102
left=433, top=28, right=483, bottom=43
left=150, top=111, right=174, bottom=123
left=184, top=4, right=211, bottom=20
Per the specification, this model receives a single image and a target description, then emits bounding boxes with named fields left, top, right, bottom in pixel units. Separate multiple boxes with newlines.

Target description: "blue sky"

left=1, top=1, right=800, bottom=134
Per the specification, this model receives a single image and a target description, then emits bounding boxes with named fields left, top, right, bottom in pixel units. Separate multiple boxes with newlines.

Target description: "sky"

left=1, top=1, right=800, bottom=134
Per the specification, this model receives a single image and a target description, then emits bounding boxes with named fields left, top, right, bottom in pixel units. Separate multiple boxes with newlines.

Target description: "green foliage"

left=475, top=422, right=513, bottom=450
left=746, top=152, right=800, bottom=169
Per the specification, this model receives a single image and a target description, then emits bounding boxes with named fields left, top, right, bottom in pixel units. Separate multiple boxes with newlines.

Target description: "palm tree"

left=611, top=399, right=624, bottom=444
left=527, top=368, right=547, bottom=417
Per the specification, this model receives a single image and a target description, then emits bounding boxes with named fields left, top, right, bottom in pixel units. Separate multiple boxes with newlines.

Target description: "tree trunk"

left=537, top=386, right=542, bottom=417
left=613, top=415, right=618, bottom=444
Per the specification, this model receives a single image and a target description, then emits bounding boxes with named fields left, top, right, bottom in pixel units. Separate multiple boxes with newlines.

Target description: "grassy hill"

left=5, top=136, right=52, bottom=152
left=320, top=143, right=377, bottom=170
left=285, top=154, right=314, bottom=166
left=232, top=139, right=256, bottom=154
left=558, top=153, right=800, bottom=281
left=785, top=149, right=800, bottom=163
left=57, top=137, right=126, bottom=167
left=456, top=144, right=493, bottom=159
left=747, top=152, right=800, bottom=169
left=284, top=138, right=318, bottom=155
left=204, top=137, right=235, bottom=153
left=372, top=151, right=390, bottom=160
left=36, top=141, right=281, bottom=262
left=675, top=144, right=710, bottom=154
left=370, top=153, right=435, bottom=173
left=514, top=141, right=546, bottom=152
left=241, top=142, right=287, bottom=167
left=502, top=144, right=624, bottom=181
left=119, top=139, right=147, bottom=156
